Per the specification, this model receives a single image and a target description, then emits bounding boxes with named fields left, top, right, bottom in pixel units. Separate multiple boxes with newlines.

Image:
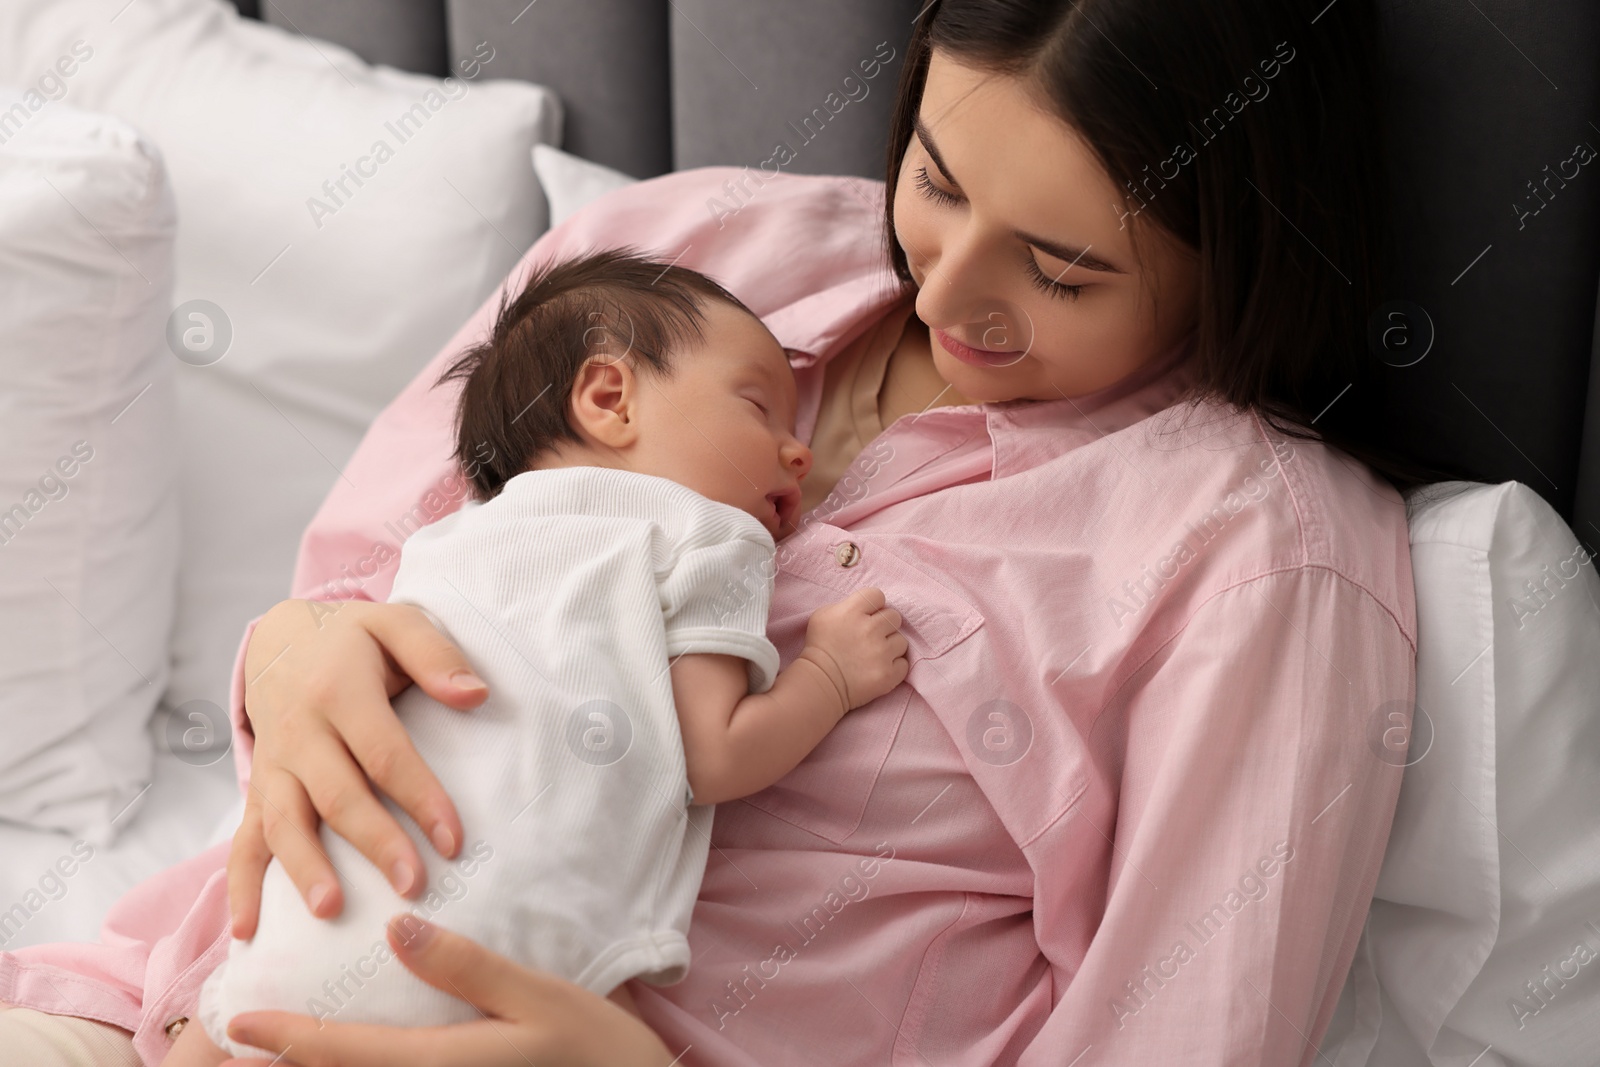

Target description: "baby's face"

left=630, top=301, right=812, bottom=539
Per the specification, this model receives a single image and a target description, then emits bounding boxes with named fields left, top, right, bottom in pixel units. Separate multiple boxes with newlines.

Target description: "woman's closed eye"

left=915, top=165, right=1085, bottom=302
left=913, top=164, right=961, bottom=207
left=1024, top=256, right=1086, bottom=301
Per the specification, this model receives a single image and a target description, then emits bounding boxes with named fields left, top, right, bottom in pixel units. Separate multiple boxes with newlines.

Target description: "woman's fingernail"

left=390, top=859, right=416, bottom=894
left=430, top=822, right=456, bottom=856
left=397, top=915, right=437, bottom=949
left=449, top=669, right=486, bottom=692
left=308, top=883, right=333, bottom=915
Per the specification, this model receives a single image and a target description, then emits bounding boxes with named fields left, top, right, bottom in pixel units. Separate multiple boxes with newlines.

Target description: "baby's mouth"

left=767, top=487, right=801, bottom=531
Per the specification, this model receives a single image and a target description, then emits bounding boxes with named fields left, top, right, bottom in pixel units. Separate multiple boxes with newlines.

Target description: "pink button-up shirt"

left=0, top=166, right=1416, bottom=1066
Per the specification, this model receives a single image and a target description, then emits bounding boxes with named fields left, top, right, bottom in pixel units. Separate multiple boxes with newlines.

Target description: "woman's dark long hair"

left=884, top=0, right=1443, bottom=491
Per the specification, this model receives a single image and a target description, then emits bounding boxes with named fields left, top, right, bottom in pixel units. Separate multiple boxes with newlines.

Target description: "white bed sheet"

left=0, top=707, right=244, bottom=953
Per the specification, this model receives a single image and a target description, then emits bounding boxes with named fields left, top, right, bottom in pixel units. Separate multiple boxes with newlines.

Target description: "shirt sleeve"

left=1019, top=566, right=1415, bottom=1066
left=658, top=532, right=782, bottom=695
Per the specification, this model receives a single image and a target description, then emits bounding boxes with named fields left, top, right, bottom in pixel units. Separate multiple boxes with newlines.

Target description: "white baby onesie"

left=199, top=466, right=781, bottom=1057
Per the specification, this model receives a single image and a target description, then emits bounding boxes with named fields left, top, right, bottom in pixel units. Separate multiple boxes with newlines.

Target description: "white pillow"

left=1327, top=480, right=1600, bottom=1066
left=0, top=92, right=179, bottom=842
left=532, top=143, right=638, bottom=228
left=0, top=0, right=562, bottom=722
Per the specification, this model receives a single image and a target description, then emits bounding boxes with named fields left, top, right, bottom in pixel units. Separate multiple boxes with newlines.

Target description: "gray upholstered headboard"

left=236, top=0, right=1600, bottom=538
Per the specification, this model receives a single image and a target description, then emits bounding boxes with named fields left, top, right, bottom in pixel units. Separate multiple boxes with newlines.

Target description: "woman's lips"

left=933, top=327, right=1026, bottom=368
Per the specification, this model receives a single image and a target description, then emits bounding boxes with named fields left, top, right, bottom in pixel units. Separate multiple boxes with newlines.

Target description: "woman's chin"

left=930, top=347, right=1034, bottom=404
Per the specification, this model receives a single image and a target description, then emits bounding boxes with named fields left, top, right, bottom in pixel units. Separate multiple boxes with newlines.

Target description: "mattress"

left=0, top=714, right=243, bottom=953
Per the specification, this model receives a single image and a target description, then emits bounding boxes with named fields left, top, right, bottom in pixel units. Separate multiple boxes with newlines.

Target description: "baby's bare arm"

left=672, top=587, right=908, bottom=806
left=671, top=651, right=847, bottom=806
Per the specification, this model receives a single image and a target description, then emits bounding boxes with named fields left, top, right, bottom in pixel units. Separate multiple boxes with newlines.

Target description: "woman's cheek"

left=892, top=186, right=937, bottom=281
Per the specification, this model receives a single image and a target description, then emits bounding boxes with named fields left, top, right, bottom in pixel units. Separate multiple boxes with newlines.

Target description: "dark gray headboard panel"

left=1583, top=286, right=1600, bottom=538
left=447, top=0, right=671, bottom=178
left=1376, top=0, right=1600, bottom=530
left=255, top=0, right=920, bottom=182
left=264, top=0, right=447, bottom=76
left=664, top=0, right=921, bottom=179
left=446, top=0, right=922, bottom=180
left=235, top=0, right=1600, bottom=533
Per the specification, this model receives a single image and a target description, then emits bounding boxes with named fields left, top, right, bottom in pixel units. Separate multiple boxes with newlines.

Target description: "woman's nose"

left=915, top=220, right=1001, bottom=329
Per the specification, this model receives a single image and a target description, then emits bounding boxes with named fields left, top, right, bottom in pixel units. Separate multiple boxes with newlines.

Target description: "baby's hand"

left=799, top=586, right=909, bottom=714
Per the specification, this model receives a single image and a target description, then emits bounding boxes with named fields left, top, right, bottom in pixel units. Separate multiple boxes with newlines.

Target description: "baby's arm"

left=673, top=587, right=908, bottom=806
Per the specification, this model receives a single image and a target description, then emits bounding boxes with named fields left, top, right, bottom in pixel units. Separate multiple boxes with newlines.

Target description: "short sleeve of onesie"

left=658, top=532, right=782, bottom=695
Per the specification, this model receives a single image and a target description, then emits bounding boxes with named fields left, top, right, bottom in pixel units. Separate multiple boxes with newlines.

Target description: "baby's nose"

left=786, top=440, right=813, bottom=478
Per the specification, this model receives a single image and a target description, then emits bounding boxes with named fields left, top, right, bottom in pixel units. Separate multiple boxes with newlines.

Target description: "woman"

left=0, top=0, right=1418, bottom=1063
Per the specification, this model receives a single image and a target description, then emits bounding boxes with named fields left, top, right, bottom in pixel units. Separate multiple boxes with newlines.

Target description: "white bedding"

left=0, top=706, right=243, bottom=953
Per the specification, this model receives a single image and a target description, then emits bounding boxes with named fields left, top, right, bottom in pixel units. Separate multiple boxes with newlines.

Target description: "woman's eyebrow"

left=1019, top=233, right=1126, bottom=275
left=913, top=114, right=960, bottom=187
left=913, top=113, right=1127, bottom=276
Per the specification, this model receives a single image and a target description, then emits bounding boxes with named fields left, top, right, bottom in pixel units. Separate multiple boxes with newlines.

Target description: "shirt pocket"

left=739, top=521, right=984, bottom=844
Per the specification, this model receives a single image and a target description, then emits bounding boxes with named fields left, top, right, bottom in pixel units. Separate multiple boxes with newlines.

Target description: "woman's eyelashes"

left=913, top=164, right=961, bottom=207
left=1025, top=256, right=1086, bottom=301
left=913, top=165, right=1085, bottom=302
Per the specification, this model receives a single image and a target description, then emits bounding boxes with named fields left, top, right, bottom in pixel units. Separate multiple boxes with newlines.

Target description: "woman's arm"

left=1016, top=567, right=1414, bottom=1066
left=226, top=598, right=489, bottom=938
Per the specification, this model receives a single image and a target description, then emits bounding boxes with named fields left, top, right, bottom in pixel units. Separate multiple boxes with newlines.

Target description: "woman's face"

left=894, top=48, right=1200, bottom=402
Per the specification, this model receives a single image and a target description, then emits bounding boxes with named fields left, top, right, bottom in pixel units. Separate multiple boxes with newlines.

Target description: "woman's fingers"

left=363, top=604, right=490, bottom=711
left=338, top=700, right=462, bottom=862
left=252, top=765, right=348, bottom=917
left=222, top=1014, right=543, bottom=1067
left=226, top=796, right=271, bottom=939
left=291, top=738, right=427, bottom=899
left=219, top=917, right=678, bottom=1067
left=234, top=599, right=494, bottom=912
left=346, top=603, right=480, bottom=859
left=384, top=915, right=562, bottom=1020
left=232, top=598, right=475, bottom=927
left=380, top=915, right=674, bottom=1067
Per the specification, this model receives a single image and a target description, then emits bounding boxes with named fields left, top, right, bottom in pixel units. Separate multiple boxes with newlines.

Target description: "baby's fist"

left=801, top=586, right=910, bottom=713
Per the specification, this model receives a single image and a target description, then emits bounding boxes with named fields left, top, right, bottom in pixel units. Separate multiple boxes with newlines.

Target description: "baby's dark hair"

left=436, top=246, right=755, bottom=500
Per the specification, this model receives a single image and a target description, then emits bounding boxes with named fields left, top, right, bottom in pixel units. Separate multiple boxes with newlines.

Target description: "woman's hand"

left=218, top=916, right=678, bottom=1067
left=228, top=598, right=490, bottom=939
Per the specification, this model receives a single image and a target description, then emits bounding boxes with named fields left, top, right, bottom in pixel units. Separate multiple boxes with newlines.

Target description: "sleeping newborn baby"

left=168, top=247, right=911, bottom=1064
